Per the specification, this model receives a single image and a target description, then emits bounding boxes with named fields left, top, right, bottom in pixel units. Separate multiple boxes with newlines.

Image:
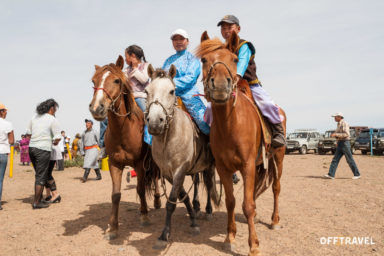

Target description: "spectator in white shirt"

left=26, top=99, right=61, bottom=209
left=0, top=103, right=14, bottom=210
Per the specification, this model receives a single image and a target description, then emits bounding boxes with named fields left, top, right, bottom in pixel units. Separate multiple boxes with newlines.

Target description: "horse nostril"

left=227, top=78, right=231, bottom=84
left=100, top=103, right=104, bottom=108
left=211, top=78, right=215, bottom=88
left=159, top=118, right=164, bottom=122
left=146, top=118, right=149, bottom=122
left=89, top=104, right=92, bottom=108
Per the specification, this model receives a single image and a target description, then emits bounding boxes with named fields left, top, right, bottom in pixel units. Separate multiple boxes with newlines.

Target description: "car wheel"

left=361, top=150, right=367, bottom=155
left=285, top=149, right=290, bottom=154
left=331, top=149, right=336, bottom=154
left=318, top=149, right=326, bottom=155
left=299, top=145, right=307, bottom=154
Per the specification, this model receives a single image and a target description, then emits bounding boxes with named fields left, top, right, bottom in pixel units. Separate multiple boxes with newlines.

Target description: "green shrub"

left=64, top=156, right=84, bottom=168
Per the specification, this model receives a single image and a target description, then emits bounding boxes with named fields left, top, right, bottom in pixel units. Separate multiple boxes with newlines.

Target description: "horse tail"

left=202, top=165, right=221, bottom=208
left=143, top=145, right=160, bottom=197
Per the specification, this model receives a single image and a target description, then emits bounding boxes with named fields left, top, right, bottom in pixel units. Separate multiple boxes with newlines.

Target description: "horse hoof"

left=140, top=215, right=151, bottom=226
left=224, top=242, right=236, bottom=252
left=249, top=248, right=262, bottom=256
left=153, top=240, right=168, bottom=250
left=154, top=201, right=161, bottom=209
left=271, top=224, right=281, bottom=230
left=104, top=232, right=117, bottom=240
left=205, top=213, right=213, bottom=221
left=191, top=226, right=200, bottom=236
left=195, top=210, right=203, bottom=219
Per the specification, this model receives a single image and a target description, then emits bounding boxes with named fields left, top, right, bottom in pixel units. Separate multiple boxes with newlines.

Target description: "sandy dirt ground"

left=0, top=153, right=383, bottom=256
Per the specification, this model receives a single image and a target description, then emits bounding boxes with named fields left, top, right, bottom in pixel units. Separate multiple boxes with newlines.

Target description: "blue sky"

left=1, top=0, right=383, bottom=139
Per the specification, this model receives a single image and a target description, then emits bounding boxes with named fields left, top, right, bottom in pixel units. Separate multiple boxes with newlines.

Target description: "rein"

left=203, top=61, right=238, bottom=107
left=93, top=83, right=131, bottom=117
left=161, top=173, right=198, bottom=205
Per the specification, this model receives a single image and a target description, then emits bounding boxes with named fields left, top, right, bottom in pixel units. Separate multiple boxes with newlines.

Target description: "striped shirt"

left=334, top=119, right=350, bottom=141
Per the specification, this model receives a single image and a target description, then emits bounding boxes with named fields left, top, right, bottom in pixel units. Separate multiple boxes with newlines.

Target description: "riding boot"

left=95, top=168, right=102, bottom=180
left=81, top=168, right=90, bottom=183
left=271, top=122, right=286, bottom=148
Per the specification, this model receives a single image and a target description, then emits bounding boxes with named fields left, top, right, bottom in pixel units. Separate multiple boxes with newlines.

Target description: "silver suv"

left=286, top=129, right=321, bottom=154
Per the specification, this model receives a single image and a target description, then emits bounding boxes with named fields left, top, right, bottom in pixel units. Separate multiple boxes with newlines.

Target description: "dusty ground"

left=1, top=153, right=383, bottom=256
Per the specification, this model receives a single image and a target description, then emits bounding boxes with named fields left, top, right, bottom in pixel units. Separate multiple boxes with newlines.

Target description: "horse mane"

left=195, top=38, right=226, bottom=58
left=152, top=68, right=171, bottom=79
left=96, top=63, right=142, bottom=119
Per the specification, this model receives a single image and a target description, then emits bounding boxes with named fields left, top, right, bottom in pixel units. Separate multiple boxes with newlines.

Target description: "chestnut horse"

left=89, top=55, right=161, bottom=240
left=196, top=31, right=286, bottom=256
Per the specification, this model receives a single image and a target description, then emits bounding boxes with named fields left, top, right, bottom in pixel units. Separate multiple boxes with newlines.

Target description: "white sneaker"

left=352, top=176, right=361, bottom=180
left=324, top=174, right=335, bottom=180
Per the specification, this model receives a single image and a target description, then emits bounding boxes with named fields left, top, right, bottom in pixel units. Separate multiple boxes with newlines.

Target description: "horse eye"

left=234, top=58, right=238, bottom=63
left=114, top=79, right=120, bottom=84
left=201, top=58, right=207, bottom=64
left=170, top=90, right=175, bottom=95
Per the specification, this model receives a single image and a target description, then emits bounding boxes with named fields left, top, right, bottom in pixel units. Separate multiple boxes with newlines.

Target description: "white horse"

left=145, top=65, right=219, bottom=248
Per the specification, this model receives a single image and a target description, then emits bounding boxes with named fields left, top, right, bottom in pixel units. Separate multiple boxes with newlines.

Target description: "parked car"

left=286, top=129, right=321, bottom=154
left=373, top=128, right=384, bottom=155
left=354, top=128, right=379, bottom=155
left=318, top=129, right=357, bottom=155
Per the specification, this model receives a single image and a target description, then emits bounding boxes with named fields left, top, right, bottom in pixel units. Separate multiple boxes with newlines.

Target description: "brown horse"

left=89, top=55, right=161, bottom=240
left=196, top=31, right=286, bottom=256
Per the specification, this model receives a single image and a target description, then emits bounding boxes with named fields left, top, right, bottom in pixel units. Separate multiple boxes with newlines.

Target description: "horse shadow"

left=62, top=200, right=250, bottom=255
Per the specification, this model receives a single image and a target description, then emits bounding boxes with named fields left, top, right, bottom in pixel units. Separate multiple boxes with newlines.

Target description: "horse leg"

left=135, top=163, right=150, bottom=226
left=192, top=174, right=201, bottom=217
left=216, top=165, right=236, bottom=252
left=271, top=153, right=283, bottom=230
left=154, top=175, right=161, bottom=209
left=179, top=187, right=200, bottom=235
left=241, top=163, right=261, bottom=256
left=155, top=175, right=184, bottom=248
left=105, top=163, right=123, bottom=240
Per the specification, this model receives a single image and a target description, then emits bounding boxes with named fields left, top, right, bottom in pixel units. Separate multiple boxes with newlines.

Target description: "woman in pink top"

left=124, top=45, right=150, bottom=112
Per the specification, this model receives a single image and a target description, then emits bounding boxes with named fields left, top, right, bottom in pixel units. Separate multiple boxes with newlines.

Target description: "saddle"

left=237, top=78, right=272, bottom=150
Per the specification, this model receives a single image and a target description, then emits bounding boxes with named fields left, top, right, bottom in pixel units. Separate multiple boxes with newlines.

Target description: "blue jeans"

left=0, top=153, right=9, bottom=204
left=135, top=97, right=147, bottom=112
left=328, top=140, right=360, bottom=177
left=99, top=118, right=108, bottom=147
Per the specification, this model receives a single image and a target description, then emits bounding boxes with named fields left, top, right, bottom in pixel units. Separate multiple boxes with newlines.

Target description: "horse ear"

left=169, top=65, right=177, bottom=79
left=226, top=31, right=239, bottom=53
left=116, top=55, right=124, bottom=70
left=147, top=64, right=155, bottom=79
left=201, top=31, right=210, bottom=42
left=94, top=65, right=100, bottom=70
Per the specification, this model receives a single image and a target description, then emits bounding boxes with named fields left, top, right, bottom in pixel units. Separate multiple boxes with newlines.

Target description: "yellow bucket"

left=101, top=156, right=109, bottom=171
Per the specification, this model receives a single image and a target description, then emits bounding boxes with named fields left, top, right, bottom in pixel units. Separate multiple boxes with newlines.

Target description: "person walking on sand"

left=0, top=103, right=14, bottom=210
left=324, top=112, right=361, bottom=180
left=26, top=99, right=61, bottom=209
left=80, top=119, right=101, bottom=182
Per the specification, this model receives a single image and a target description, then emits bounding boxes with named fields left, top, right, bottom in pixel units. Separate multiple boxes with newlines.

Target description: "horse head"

left=89, top=55, right=131, bottom=121
left=145, top=64, right=177, bottom=135
left=196, top=31, right=239, bottom=104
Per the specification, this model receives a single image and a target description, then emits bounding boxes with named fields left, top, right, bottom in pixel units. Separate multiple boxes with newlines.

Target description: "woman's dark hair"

left=36, top=98, right=59, bottom=115
left=126, top=45, right=147, bottom=62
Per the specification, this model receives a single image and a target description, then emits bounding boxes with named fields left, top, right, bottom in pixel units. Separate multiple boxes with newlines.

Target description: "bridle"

left=93, top=80, right=131, bottom=117
left=203, top=61, right=238, bottom=105
left=145, top=94, right=177, bottom=131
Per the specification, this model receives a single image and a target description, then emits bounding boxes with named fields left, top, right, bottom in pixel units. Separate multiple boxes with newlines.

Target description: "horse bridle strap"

left=145, top=99, right=176, bottom=129
left=204, top=61, right=237, bottom=96
left=93, top=84, right=130, bottom=117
